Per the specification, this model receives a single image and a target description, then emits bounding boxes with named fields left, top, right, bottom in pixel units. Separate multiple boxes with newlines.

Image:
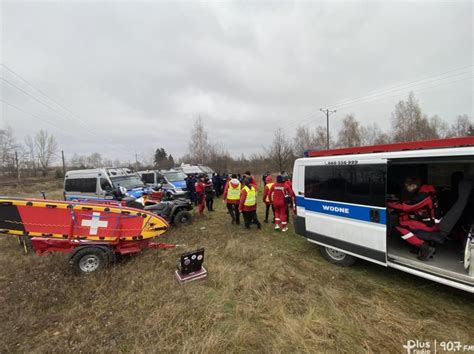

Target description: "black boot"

left=417, top=243, right=435, bottom=261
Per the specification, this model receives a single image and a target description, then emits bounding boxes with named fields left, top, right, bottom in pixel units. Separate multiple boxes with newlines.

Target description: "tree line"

left=184, top=92, right=473, bottom=174
left=1, top=92, right=472, bottom=180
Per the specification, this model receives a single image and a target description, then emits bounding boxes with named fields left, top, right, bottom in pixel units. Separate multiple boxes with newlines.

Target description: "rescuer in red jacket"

left=269, top=175, right=294, bottom=232
left=262, top=175, right=275, bottom=223
left=195, top=174, right=208, bottom=216
left=239, top=177, right=261, bottom=229
left=388, top=178, right=440, bottom=261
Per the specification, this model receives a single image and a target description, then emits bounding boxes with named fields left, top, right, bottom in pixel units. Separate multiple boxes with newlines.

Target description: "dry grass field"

left=0, top=182, right=473, bottom=353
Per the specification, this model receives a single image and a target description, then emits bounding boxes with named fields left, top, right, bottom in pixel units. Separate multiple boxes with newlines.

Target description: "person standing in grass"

left=262, top=175, right=275, bottom=223
left=239, top=177, right=261, bottom=229
left=195, top=174, right=207, bottom=216
left=269, top=175, right=293, bottom=232
left=223, top=174, right=241, bottom=224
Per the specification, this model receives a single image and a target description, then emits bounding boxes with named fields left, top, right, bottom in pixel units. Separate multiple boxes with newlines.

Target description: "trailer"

left=0, top=197, right=175, bottom=274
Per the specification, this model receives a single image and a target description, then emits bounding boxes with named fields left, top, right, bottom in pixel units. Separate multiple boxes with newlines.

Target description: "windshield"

left=164, top=172, right=187, bottom=182
left=111, top=176, right=144, bottom=189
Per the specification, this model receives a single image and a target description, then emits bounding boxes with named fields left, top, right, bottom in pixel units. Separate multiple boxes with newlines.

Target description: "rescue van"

left=64, top=168, right=151, bottom=201
left=292, top=137, right=474, bottom=292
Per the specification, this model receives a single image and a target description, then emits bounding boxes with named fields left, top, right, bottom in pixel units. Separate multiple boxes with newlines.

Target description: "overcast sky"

left=1, top=0, right=472, bottom=163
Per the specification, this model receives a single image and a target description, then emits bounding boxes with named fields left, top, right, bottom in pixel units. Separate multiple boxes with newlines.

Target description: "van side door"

left=301, top=158, right=387, bottom=265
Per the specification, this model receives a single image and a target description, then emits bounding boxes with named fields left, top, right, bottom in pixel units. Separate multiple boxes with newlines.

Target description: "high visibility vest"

left=227, top=183, right=241, bottom=200
left=264, top=183, right=274, bottom=203
left=243, top=186, right=256, bottom=206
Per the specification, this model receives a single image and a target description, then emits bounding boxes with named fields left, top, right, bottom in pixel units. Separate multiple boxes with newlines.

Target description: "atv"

left=122, top=195, right=193, bottom=227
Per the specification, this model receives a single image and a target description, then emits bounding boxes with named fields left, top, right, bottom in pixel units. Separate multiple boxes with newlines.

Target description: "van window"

left=305, top=165, right=386, bottom=207
left=65, top=178, right=97, bottom=193
left=156, top=173, right=166, bottom=184
left=141, top=173, right=155, bottom=184
left=100, top=178, right=112, bottom=191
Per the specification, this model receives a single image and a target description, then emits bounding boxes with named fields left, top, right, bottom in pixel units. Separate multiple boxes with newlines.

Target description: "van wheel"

left=320, top=246, right=356, bottom=266
left=174, top=210, right=193, bottom=227
left=70, top=247, right=109, bottom=275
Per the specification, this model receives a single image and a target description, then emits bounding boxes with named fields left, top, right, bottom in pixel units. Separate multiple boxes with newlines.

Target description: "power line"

left=332, top=75, right=473, bottom=113
left=288, top=73, right=473, bottom=131
left=326, top=64, right=474, bottom=109
left=0, top=65, right=134, bottom=157
left=0, top=98, right=71, bottom=134
left=328, top=70, right=472, bottom=110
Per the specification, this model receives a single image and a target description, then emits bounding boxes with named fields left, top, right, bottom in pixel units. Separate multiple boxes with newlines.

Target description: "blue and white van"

left=64, top=168, right=152, bottom=202
left=138, top=169, right=188, bottom=197
left=292, top=137, right=474, bottom=292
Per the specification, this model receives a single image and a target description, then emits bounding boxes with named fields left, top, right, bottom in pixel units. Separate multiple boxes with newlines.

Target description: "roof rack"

left=303, top=136, right=474, bottom=158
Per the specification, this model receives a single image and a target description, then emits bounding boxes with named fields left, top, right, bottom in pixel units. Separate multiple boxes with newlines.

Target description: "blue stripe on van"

left=296, top=196, right=386, bottom=225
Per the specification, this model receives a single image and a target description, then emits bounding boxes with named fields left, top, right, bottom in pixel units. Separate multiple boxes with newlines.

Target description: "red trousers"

left=274, top=204, right=287, bottom=227
left=396, top=220, right=438, bottom=247
left=197, top=194, right=205, bottom=215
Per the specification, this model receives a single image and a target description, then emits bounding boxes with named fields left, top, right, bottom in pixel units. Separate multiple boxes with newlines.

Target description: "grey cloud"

left=1, top=1, right=472, bottom=161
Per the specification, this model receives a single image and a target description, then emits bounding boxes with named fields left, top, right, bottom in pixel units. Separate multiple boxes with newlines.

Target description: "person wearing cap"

left=262, top=175, right=275, bottom=223
left=223, top=174, right=241, bottom=224
left=243, top=171, right=258, bottom=191
left=239, top=177, right=261, bottom=229
left=269, top=175, right=293, bottom=232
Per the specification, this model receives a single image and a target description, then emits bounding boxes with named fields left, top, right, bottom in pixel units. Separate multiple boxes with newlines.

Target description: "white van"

left=64, top=168, right=150, bottom=201
left=292, top=137, right=474, bottom=293
left=138, top=169, right=188, bottom=197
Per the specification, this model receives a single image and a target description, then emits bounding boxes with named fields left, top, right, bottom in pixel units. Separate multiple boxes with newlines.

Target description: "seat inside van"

left=386, top=158, right=474, bottom=284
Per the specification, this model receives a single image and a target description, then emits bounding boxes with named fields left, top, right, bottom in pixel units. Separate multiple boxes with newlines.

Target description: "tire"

left=70, top=247, right=109, bottom=275
left=173, top=210, right=193, bottom=227
left=320, top=246, right=356, bottom=267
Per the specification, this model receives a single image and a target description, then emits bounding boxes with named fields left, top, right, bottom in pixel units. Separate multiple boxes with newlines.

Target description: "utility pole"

left=135, top=153, right=139, bottom=171
left=61, top=150, right=66, bottom=176
left=320, top=108, right=337, bottom=150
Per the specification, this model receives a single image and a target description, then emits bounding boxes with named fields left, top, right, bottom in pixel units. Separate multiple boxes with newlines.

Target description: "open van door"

left=301, top=158, right=387, bottom=265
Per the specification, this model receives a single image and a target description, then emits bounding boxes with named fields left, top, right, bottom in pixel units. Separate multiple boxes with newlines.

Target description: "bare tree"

left=208, top=142, right=230, bottom=172
left=391, top=92, right=438, bottom=142
left=24, top=135, right=37, bottom=176
left=447, top=114, right=472, bottom=137
left=360, top=123, right=390, bottom=146
left=0, top=125, right=18, bottom=173
left=337, top=114, right=362, bottom=147
left=87, top=153, right=103, bottom=168
left=429, top=115, right=449, bottom=138
left=265, top=128, right=294, bottom=173
left=35, top=129, right=58, bottom=176
left=314, top=126, right=332, bottom=150
left=293, top=125, right=315, bottom=157
left=187, top=116, right=210, bottom=164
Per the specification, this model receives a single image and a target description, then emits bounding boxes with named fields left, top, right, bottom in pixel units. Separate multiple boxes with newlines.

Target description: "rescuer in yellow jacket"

left=239, top=177, right=261, bottom=229
left=223, top=174, right=241, bottom=225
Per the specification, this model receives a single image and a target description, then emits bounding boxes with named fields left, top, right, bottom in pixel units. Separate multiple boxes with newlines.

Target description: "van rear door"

left=301, top=158, right=387, bottom=265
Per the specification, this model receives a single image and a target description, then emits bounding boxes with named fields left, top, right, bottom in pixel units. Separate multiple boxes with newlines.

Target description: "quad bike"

left=123, top=196, right=193, bottom=227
